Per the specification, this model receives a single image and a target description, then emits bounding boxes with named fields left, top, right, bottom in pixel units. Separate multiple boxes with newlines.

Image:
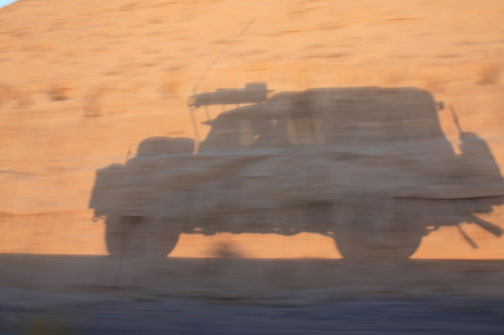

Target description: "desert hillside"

left=1, top=0, right=503, bottom=258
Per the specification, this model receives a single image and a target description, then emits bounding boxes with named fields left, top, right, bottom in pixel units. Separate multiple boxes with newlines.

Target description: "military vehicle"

left=89, top=83, right=504, bottom=260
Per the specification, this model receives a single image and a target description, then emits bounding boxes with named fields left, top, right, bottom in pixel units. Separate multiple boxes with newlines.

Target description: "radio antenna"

left=189, top=17, right=256, bottom=153
left=192, top=17, right=256, bottom=95
left=449, top=105, right=463, bottom=135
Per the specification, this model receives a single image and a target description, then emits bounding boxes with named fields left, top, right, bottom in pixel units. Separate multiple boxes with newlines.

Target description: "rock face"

left=1, top=0, right=504, bottom=258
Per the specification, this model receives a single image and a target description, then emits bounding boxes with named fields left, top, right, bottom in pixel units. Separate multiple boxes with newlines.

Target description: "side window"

left=287, top=117, right=325, bottom=145
left=287, top=97, right=325, bottom=145
left=240, top=120, right=258, bottom=147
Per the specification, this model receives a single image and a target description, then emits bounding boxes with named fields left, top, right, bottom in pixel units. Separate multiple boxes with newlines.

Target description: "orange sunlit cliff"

left=1, top=0, right=504, bottom=258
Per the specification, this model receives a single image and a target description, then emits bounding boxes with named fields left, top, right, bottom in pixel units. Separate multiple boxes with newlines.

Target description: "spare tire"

left=136, top=137, right=194, bottom=157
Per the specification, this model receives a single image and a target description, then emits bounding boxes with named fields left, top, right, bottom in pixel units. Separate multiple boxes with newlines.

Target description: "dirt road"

left=1, top=255, right=504, bottom=334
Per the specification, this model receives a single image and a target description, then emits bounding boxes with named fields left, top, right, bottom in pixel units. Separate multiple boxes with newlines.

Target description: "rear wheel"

left=333, top=200, right=426, bottom=261
left=105, top=216, right=180, bottom=258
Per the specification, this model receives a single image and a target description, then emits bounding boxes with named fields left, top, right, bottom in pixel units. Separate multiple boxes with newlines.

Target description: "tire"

left=105, top=216, right=180, bottom=258
left=333, top=200, right=425, bottom=261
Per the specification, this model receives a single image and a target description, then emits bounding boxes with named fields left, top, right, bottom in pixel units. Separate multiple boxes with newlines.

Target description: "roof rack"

left=188, top=83, right=269, bottom=108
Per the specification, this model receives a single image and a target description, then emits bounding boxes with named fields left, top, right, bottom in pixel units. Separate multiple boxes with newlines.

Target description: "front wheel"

left=105, top=216, right=180, bottom=258
left=333, top=200, right=426, bottom=261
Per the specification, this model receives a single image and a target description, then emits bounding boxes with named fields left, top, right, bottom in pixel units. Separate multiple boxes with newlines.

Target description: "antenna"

left=188, top=17, right=257, bottom=153
left=192, top=17, right=256, bottom=95
left=449, top=105, right=463, bottom=135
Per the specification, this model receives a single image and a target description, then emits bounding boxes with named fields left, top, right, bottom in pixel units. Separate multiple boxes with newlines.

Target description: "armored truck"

left=89, top=84, right=504, bottom=259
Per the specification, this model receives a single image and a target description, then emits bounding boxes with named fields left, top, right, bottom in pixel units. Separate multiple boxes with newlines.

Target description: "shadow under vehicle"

left=89, top=83, right=504, bottom=260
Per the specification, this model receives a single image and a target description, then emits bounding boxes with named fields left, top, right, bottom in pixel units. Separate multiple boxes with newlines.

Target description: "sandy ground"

left=1, top=256, right=504, bottom=334
left=1, top=0, right=504, bottom=258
